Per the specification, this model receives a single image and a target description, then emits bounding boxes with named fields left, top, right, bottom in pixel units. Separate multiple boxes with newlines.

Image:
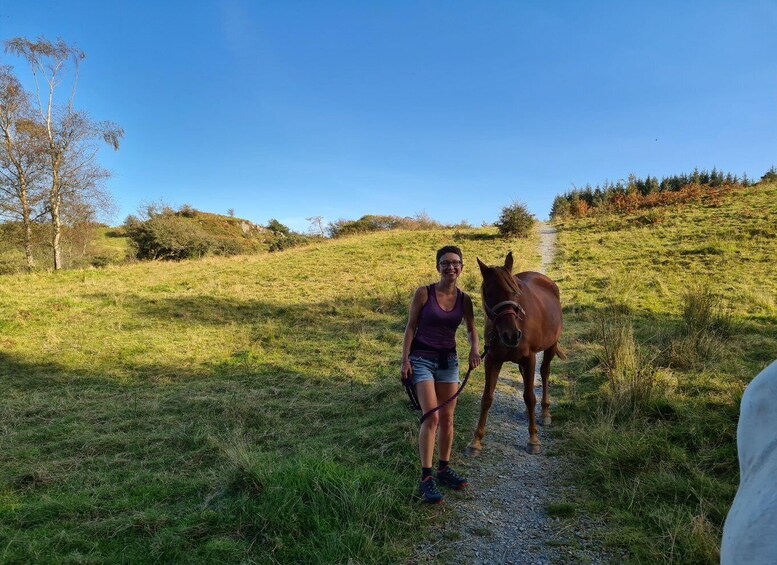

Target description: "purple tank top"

left=412, top=284, right=464, bottom=356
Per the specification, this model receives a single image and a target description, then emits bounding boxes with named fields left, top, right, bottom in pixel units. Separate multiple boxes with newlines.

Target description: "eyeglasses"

left=439, top=261, right=463, bottom=269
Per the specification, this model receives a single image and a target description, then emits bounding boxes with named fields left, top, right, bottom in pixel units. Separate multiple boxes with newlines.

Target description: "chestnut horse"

left=466, top=252, right=565, bottom=456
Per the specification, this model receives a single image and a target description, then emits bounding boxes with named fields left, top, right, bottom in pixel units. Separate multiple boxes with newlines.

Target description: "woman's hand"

left=468, top=349, right=481, bottom=370
left=401, top=358, right=413, bottom=383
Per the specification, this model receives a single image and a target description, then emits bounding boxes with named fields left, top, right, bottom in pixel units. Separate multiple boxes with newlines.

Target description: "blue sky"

left=2, top=1, right=776, bottom=231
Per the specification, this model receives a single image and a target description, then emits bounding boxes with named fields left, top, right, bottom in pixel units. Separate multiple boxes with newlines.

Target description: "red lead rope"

left=404, top=346, right=489, bottom=424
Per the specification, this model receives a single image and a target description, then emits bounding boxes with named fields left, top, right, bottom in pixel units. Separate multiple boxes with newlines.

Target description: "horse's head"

left=477, top=252, right=524, bottom=348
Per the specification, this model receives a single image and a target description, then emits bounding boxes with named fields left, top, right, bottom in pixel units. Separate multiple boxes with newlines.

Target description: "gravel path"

left=538, top=223, right=558, bottom=273
left=411, top=224, right=616, bottom=565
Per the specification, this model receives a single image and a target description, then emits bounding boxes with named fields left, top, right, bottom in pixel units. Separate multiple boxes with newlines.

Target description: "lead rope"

left=408, top=345, right=489, bottom=424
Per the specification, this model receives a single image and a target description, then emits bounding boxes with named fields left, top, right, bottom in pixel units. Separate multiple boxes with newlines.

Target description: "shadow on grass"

left=0, top=285, right=421, bottom=456
left=452, top=231, right=502, bottom=242
left=0, top=344, right=421, bottom=481
left=0, top=347, right=424, bottom=564
left=0, top=290, right=438, bottom=462
left=36, top=292, right=409, bottom=382
left=82, top=291, right=406, bottom=329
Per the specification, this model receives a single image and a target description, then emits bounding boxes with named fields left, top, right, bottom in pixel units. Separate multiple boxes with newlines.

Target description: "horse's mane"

left=497, top=268, right=521, bottom=294
left=481, top=266, right=521, bottom=300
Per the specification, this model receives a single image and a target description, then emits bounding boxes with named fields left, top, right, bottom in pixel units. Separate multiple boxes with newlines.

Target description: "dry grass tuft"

left=668, top=284, right=734, bottom=369
left=596, top=310, right=657, bottom=421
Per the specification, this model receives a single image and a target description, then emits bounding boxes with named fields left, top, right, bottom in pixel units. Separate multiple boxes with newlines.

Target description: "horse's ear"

left=504, top=252, right=513, bottom=273
left=477, top=257, right=489, bottom=277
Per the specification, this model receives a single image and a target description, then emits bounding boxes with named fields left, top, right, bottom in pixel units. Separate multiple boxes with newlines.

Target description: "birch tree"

left=0, top=65, right=47, bottom=269
left=4, top=37, right=123, bottom=270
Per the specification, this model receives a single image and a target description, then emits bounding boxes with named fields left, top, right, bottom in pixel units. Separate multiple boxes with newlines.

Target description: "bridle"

left=482, top=283, right=525, bottom=350
left=483, top=288, right=526, bottom=322
left=484, top=298, right=525, bottom=321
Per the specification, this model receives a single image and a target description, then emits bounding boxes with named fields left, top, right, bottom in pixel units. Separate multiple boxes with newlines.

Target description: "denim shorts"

left=410, top=355, right=460, bottom=385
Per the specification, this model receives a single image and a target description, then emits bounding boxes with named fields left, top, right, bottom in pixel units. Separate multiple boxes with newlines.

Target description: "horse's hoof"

left=464, top=446, right=481, bottom=458
left=526, top=443, right=541, bottom=455
left=541, top=415, right=552, bottom=426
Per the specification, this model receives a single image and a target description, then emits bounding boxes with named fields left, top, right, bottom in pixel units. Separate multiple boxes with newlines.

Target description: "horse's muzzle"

left=500, top=329, right=522, bottom=348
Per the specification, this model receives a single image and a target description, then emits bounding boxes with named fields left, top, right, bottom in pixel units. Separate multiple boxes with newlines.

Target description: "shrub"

left=404, top=212, right=442, bottom=230
left=90, top=255, right=112, bottom=268
left=211, top=238, right=245, bottom=257
left=266, top=219, right=290, bottom=235
left=0, top=254, right=24, bottom=275
left=327, top=213, right=443, bottom=238
left=124, top=213, right=212, bottom=260
left=495, top=201, right=535, bottom=238
left=267, top=232, right=309, bottom=252
left=550, top=168, right=759, bottom=217
left=328, top=215, right=401, bottom=238
left=572, top=198, right=591, bottom=217
left=178, top=204, right=197, bottom=218
left=261, top=219, right=310, bottom=252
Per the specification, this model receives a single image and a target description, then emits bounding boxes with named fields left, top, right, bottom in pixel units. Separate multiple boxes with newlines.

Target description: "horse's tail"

left=554, top=343, right=567, bottom=361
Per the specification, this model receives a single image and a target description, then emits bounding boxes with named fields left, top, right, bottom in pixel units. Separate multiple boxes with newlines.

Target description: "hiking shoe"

left=436, top=466, right=468, bottom=490
left=419, top=476, right=444, bottom=504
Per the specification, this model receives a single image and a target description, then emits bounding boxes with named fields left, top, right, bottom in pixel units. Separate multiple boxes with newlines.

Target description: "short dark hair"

left=436, top=245, right=463, bottom=264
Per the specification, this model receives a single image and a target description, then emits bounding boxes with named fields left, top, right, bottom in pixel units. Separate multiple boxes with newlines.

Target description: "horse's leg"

left=465, top=356, right=502, bottom=457
left=521, top=355, right=541, bottom=454
left=540, top=347, right=556, bottom=426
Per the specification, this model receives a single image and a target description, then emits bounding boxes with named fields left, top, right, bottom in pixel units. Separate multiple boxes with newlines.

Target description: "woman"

left=401, top=245, right=481, bottom=503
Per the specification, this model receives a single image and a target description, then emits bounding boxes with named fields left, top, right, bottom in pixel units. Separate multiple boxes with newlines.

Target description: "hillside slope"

left=551, top=182, right=777, bottom=563
left=0, top=227, right=538, bottom=563
left=0, top=210, right=271, bottom=273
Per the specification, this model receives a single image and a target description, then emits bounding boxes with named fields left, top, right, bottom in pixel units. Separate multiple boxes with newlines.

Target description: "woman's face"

left=437, top=252, right=463, bottom=282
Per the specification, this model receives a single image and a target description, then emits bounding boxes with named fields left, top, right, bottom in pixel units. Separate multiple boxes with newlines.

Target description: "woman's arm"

left=401, top=286, right=428, bottom=381
left=463, top=293, right=481, bottom=370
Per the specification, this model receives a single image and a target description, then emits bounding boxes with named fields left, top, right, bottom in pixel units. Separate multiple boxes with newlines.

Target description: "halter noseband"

left=484, top=299, right=525, bottom=320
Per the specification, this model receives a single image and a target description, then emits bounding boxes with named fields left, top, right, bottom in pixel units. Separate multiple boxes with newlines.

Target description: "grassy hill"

left=0, top=227, right=538, bottom=563
left=2, top=182, right=774, bottom=563
left=550, top=181, right=777, bottom=563
left=0, top=210, right=274, bottom=274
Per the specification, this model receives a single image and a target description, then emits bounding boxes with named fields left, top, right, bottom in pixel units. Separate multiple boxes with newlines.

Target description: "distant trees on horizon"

left=550, top=167, right=774, bottom=219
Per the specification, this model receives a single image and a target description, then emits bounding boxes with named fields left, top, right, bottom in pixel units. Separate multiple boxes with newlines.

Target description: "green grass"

left=0, top=227, right=538, bottom=563
left=93, top=226, right=132, bottom=260
left=546, top=502, right=576, bottom=519
left=551, top=182, right=777, bottom=563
